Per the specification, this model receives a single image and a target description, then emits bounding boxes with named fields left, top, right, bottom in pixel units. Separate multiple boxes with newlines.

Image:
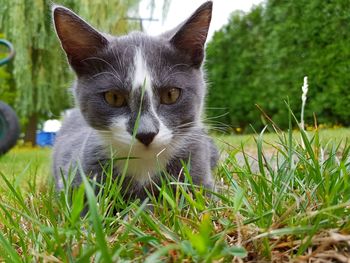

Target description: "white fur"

left=132, top=49, right=152, bottom=93
left=132, top=48, right=174, bottom=149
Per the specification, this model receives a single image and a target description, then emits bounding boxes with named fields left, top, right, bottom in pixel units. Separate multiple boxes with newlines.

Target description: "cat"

left=52, top=1, right=218, bottom=200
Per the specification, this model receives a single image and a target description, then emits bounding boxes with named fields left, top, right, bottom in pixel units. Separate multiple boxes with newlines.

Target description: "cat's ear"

left=52, top=5, right=108, bottom=69
left=169, top=1, right=212, bottom=68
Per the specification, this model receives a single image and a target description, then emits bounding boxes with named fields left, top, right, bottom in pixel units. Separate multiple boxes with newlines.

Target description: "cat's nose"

left=136, top=132, right=158, bottom=146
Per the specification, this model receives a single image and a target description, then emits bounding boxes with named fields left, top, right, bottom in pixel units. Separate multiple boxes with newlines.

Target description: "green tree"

left=206, top=0, right=350, bottom=131
left=206, top=7, right=265, bottom=132
left=0, top=0, right=170, bottom=145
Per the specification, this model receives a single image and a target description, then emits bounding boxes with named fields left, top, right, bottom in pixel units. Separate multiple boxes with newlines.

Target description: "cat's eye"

left=104, top=91, right=126, bottom=107
left=160, top=88, right=181, bottom=105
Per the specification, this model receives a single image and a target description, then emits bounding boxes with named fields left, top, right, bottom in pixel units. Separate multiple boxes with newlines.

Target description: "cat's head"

left=53, top=2, right=212, bottom=159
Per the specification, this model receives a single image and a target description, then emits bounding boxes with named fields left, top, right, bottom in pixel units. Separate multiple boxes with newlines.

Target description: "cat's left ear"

left=52, top=5, right=109, bottom=71
left=169, top=1, right=212, bottom=68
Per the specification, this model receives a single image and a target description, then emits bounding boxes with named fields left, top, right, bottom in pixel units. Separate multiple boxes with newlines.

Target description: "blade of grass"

left=79, top=165, right=112, bottom=263
left=0, top=231, right=22, bottom=263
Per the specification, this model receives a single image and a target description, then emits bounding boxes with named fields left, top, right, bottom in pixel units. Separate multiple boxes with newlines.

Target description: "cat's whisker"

left=162, top=71, right=192, bottom=83
left=172, top=134, right=213, bottom=143
left=166, top=63, right=189, bottom=72
left=122, top=44, right=137, bottom=65
left=156, top=148, right=167, bottom=158
left=174, top=121, right=230, bottom=134
left=111, top=48, right=127, bottom=77
left=173, top=122, right=198, bottom=129
left=170, top=136, right=206, bottom=146
left=83, top=56, right=120, bottom=77
left=90, top=71, right=122, bottom=83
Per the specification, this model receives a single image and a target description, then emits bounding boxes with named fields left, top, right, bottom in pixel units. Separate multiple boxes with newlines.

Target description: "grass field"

left=0, top=126, right=349, bottom=262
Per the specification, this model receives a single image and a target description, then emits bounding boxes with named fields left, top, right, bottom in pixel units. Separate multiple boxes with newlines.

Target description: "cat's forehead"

left=108, top=32, right=169, bottom=60
left=106, top=31, right=191, bottom=73
left=100, top=32, right=191, bottom=89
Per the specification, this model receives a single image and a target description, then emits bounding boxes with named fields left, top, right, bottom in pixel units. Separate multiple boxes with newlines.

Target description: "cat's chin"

left=109, top=140, right=172, bottom=160
left=110, top=141, right=174, bottom=184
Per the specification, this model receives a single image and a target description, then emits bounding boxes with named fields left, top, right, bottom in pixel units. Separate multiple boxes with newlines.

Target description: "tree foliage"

left=0, top=0, right=141, bottom=120
left=206, top=0, right=350, bottom=131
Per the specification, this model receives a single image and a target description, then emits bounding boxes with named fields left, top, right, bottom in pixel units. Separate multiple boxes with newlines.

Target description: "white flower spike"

left=301, top=76, right=308, bottom=130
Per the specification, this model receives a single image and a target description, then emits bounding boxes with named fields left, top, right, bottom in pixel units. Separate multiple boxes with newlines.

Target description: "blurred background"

left=0, top=0, right=349, bottom=148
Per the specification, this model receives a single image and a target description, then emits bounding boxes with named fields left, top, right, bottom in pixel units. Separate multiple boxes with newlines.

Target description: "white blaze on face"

left=132, top=48, right=174, bottom=147
left=132, top=48, right=152, bottom=94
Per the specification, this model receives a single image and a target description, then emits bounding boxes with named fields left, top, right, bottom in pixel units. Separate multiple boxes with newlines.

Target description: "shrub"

left=206, top=0, right=350, bottom=131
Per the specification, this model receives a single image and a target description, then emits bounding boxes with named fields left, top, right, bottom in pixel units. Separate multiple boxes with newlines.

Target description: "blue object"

left=0, top=39, right=15, bottom=66
left=36, top=131, right=56, bottom=147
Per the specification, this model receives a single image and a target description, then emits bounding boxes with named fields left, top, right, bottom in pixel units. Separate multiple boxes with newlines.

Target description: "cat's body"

left=52, top=2, right=218, bottom=199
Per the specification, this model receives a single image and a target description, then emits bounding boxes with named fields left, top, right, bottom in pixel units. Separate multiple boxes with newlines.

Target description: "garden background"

left=0, top=0, right=349, bottom=262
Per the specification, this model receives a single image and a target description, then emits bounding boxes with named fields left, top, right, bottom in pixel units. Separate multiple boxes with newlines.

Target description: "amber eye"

left=160, top=88, right=181, bottom=105
left=104, top=91, right=126, bottom=107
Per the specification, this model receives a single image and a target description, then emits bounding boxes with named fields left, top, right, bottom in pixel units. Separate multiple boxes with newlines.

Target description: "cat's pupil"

left=104, top=91, right=125, bottom=107
left=160, top=88, right=180, bottom=105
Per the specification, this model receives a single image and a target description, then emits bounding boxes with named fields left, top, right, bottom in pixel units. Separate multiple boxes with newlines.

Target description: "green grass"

left=216, top=127, right=350, bottom=150
left=0, top=126, right=349, bottom=262
left=0, top=147, right=50, bottom=191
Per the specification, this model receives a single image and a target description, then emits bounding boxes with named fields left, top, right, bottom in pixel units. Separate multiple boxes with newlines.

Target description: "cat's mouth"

left=128, top=143, right=168, bottom=159
left=113, top=144, right=172, bottom=174
left=121, top=137, right=172, bottom=156
left=98, top=129, right=174, bottom=158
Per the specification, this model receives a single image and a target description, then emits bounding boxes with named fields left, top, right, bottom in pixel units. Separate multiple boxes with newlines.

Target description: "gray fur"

left=52, top=1, right=218, bottom=199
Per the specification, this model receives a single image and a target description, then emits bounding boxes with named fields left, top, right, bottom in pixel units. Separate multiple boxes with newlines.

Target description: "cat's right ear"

left=165, top=1, right=213, bottom=68
left=52, top=5, right=108, bottom=71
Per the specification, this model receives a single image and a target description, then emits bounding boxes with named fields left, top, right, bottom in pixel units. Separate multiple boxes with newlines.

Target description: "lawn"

left=0, top=127, right=349, bottom=262
left=217, top=127, right=350, bottom=149
left=0, top=147, right=50, bottom=189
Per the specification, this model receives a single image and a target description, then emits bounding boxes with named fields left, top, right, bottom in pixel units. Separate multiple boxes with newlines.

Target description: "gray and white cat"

left=52, top=1, right=218, bottom=199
